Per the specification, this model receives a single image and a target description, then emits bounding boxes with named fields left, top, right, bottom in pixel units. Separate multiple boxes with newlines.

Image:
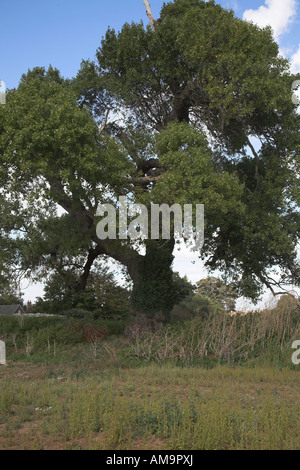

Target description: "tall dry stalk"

left=127, top=300, right=300, bottom=364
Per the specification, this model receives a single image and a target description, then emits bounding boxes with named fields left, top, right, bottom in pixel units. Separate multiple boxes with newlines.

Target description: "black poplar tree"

left=0, top=0, right=299, bottom=325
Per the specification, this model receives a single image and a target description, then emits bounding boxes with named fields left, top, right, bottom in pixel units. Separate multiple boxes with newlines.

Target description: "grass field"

left=0, top=336, right=300, bottom=450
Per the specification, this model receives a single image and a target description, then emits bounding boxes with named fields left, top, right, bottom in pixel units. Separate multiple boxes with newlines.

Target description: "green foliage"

left=1, top=361, right=300, bottom=450
left=154, top=121, right=245, bottom=218
left=98, top=0, right=295, bottom=144
left=0, top=313, right=128, bottom=356
left=275, top=294, right=299, bottom=311
left=0, top=290, right=299, bottom=368
left=63, top=308, right=93, bottom=320
left=0, top=291, right=23, bottom=306
left=0, top=196, right=24, bottom=303
left=172, top=272, right=195, bottom=303
left=77, top=270, right=131, bottom=319
left=170, top=292, right=221, bottom=322
left=0, top=0, right=299, bottom=314
left=96, top=0, right=300, bottom=300
left=131, top=239, right=176, bottom=318
left=38, top=265, right=131, bottom=318
left=196, top=276, right=239, bottom=312
left=0, top=315, right=82, bottom=354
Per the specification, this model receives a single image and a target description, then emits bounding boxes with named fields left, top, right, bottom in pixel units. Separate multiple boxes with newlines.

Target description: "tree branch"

left=246, top=136, right=260, bottom=189
left=99, top=109, right=110, bottom=134
left=49, top=178, right=144, bottom=284
left=49, top=179, right=94, bottom=224
left=128, top=173, right=166, bottom=185
left=259, top=271, right=296, bottom=297
left=143, top=0, right=156, bottom=31
left=75, top=245, right=106, bottom=291
left=137, top=158, right=167, bottom=174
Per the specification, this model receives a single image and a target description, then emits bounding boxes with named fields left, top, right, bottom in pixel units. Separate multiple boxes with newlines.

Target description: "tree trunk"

left=125, top=238, right=176, bottom=334
left=143, top=0, right=156, bottom=31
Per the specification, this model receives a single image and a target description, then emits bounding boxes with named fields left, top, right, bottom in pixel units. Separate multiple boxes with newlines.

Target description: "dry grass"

left=127, top=305, right=300, bottom=365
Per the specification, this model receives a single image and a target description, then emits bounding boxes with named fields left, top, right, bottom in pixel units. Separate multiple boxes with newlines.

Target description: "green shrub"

left=170, top=293, right=221, bottom=323
left=63, top=308, right=93, bottom=320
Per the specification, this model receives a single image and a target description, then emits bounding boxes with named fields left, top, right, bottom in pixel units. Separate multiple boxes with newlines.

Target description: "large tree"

left=0, top=0, right=299, bottom=326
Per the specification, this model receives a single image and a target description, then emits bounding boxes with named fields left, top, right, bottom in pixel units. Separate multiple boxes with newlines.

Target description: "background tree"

left=274, top=294, right=299, bottom=312
left=0, top=284, right=23, bottom=306
left=30, top=258, right=131, bottom=316
left=196, top=277, right=239, bottom=312
left=170, top=291, right=222, bottom=322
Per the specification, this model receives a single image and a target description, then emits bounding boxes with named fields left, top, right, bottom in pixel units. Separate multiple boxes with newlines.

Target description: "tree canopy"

left=196, top=276, right=238, bottom=312
left=0, top=0, right=299, bottom=321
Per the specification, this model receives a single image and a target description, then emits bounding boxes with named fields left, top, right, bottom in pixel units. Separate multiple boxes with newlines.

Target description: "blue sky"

left=1, top=0, right=299, bottom=306
left=1, top=0, right=300, bottom=90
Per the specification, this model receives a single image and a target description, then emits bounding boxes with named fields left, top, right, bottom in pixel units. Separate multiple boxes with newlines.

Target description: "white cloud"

left=173, top=241, right=207, bottom=284
left=291, top=43, right=300, bottom=73
left=243, top=0, right=297, bottom=43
